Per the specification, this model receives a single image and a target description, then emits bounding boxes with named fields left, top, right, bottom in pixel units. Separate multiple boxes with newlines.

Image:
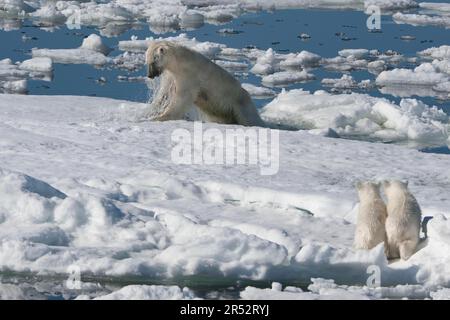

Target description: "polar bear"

left=145, top=41, right=265, bottom=127
left=354, top=181, right=387, bottom=250
left=383, top=180, right=422, bottom=260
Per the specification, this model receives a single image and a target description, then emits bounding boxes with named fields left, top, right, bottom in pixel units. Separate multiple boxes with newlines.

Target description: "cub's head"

left=355, top=181, right=381, bottom=197
left=382, top=180, right=408, bottom=197
left=145, top=41, right=176, bottom=79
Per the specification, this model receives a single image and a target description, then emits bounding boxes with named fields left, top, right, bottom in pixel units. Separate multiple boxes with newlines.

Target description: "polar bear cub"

left=383, top=180, right=422, bottom=260
left=354, top=181, right=387, bottom=250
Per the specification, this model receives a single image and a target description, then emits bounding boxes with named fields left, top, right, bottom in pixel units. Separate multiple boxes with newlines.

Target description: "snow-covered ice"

left=262, top=70, right=315, bottom=87
left=0, top=58, right=52, bottom=94
left=86, top=285, right=197, bottom=300
left=261, top=89, right=449, bottom=143
left=0, top=93, right=449, bottom=299
left=393, top=12, right=450, bottom=28
left=32, top=34, right=111, bottom=65
left=242, top=83, right=276, bottom=98
left=1, top=0, right=450, bottom=300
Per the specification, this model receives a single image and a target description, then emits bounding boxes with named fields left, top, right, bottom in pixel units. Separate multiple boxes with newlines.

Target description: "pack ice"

left=0, top=93, right=449, bottom=300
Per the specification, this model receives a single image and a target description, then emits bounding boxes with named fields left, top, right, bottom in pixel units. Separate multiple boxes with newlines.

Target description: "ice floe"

left=0, top=57, right=52, bottom=93
left=0, top=94, right=449, bottom=297
left=86, top=285, right=197, bottom=300
left=261, top=89, right=449, bottom=143
left=393, top=12, right=450, bottom=28
left=241, top=278, right=433, bottom=300
left=262, top=70, right=315, bottom=87
left=242, top=83, right=276, bottom=98
left=32, top=34, right=111, bottom=65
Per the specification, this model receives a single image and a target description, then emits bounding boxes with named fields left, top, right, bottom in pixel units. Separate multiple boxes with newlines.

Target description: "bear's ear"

left=158, top=46, right=165, bottom=55
left=381, top=180, right=390, bottom=188
left=402, top=180, right=409, bottom=187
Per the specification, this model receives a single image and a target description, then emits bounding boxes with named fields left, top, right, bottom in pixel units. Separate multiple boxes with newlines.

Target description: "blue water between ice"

left=0, top=8, right=449, bottom=153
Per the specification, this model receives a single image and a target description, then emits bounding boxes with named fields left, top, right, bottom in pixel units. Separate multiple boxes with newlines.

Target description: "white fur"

left=354, top=181, right=387, bottom=250
left=383, top=180, right=422, bottom=260
left=145, top=41, right=265, bottom=127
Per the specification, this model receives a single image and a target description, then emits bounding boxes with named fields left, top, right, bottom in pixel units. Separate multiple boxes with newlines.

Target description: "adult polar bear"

left=145, top=41, right=265, bottom=127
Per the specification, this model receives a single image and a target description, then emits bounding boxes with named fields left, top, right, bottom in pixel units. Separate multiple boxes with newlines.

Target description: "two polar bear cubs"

left=145, top=41, right=265, bottom=127
left=354, top=180, right=422, bottom=260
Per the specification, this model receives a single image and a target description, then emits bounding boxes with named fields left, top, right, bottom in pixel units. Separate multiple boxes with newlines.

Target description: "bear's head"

left=356, top=181, right=382, bottom=198
left=145, top=41, right=176, bottom=79
left=382, top=180, right=409, bottom=199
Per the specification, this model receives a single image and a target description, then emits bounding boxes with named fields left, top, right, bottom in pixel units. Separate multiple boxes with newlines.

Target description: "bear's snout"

left=147, top=62, right=161, bottom=79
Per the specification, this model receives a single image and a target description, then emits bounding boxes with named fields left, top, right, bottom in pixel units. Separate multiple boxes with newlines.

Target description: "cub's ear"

left=373, top=181, right=381, bottom=188
left=402, top=180, right=409, bottom=187
left=381, top=180, right=390, bottom=188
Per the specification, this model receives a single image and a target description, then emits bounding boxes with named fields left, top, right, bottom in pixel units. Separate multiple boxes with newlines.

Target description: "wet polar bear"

left=145, top=41, right=265, bottom=126
left=383, top=180, right=422, bottom=260
left=354, top=181, right=387, bottom=250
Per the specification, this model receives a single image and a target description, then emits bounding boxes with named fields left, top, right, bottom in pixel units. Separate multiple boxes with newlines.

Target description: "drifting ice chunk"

left=262, top=70, right=315, bottom=86
left=338, top=49, right=369, bottom=59
left=419, top=45, right=450, bottom=60
left=393, top=12, right=450, bottom=28
left=81, top=34, right=113, bottom=55
left=32, top=34, right=111, bottom=65
left=280, top=51, right=321, bottom=68
left=242, top=83, right=276, bottom=98
left=19, top=57, right=52, bottom=73
left=364, top=0, right=418, bottom=11
left=376, top=63, right=448, bottom=86
left=91, top=285, right=197, bottom=300
left=250, top=48, right=279, bottom=75
left=0, top=79, right=27, bottom=94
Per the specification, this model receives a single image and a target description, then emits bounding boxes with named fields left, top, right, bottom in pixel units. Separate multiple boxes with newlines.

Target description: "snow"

left=80, top=34, right=113, bottom=56
left=279, top=51, right=321, bottom=68
left=261, top=89, right=449, bottom=143
left=321, top=74, right=372, bottom=90
left=419, top=45, right=450, bottom=61
left=0, top=58, right=50, bottom=93
left=338, top=49, right=369, bottom=60
left=419, top=2, right=450, bottom=13
left=431, top=288, right=450, bottom=300
left=242, top=83, right=276, bottom=98
left=0, top=93, right=449, bottom=299
left=376, top=63, right=449, bottom=87
left=241, top=278, right=431, bottom=300
left=393, top=12, right=450, bottom=28
left=250, top=48, right=278, bottom=75
left=118, top=33, right=225, bottom=58
left=0, top=79, right=27, bottom=94
left=1, top=0, right=450, bottom=300
left=19, top=57, right=52, bottom=73
left=262, top=70, right=315, bottom=86
left=88, top=285, right=197, bottom=300
left=364, top=0, right=418, bottom=10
